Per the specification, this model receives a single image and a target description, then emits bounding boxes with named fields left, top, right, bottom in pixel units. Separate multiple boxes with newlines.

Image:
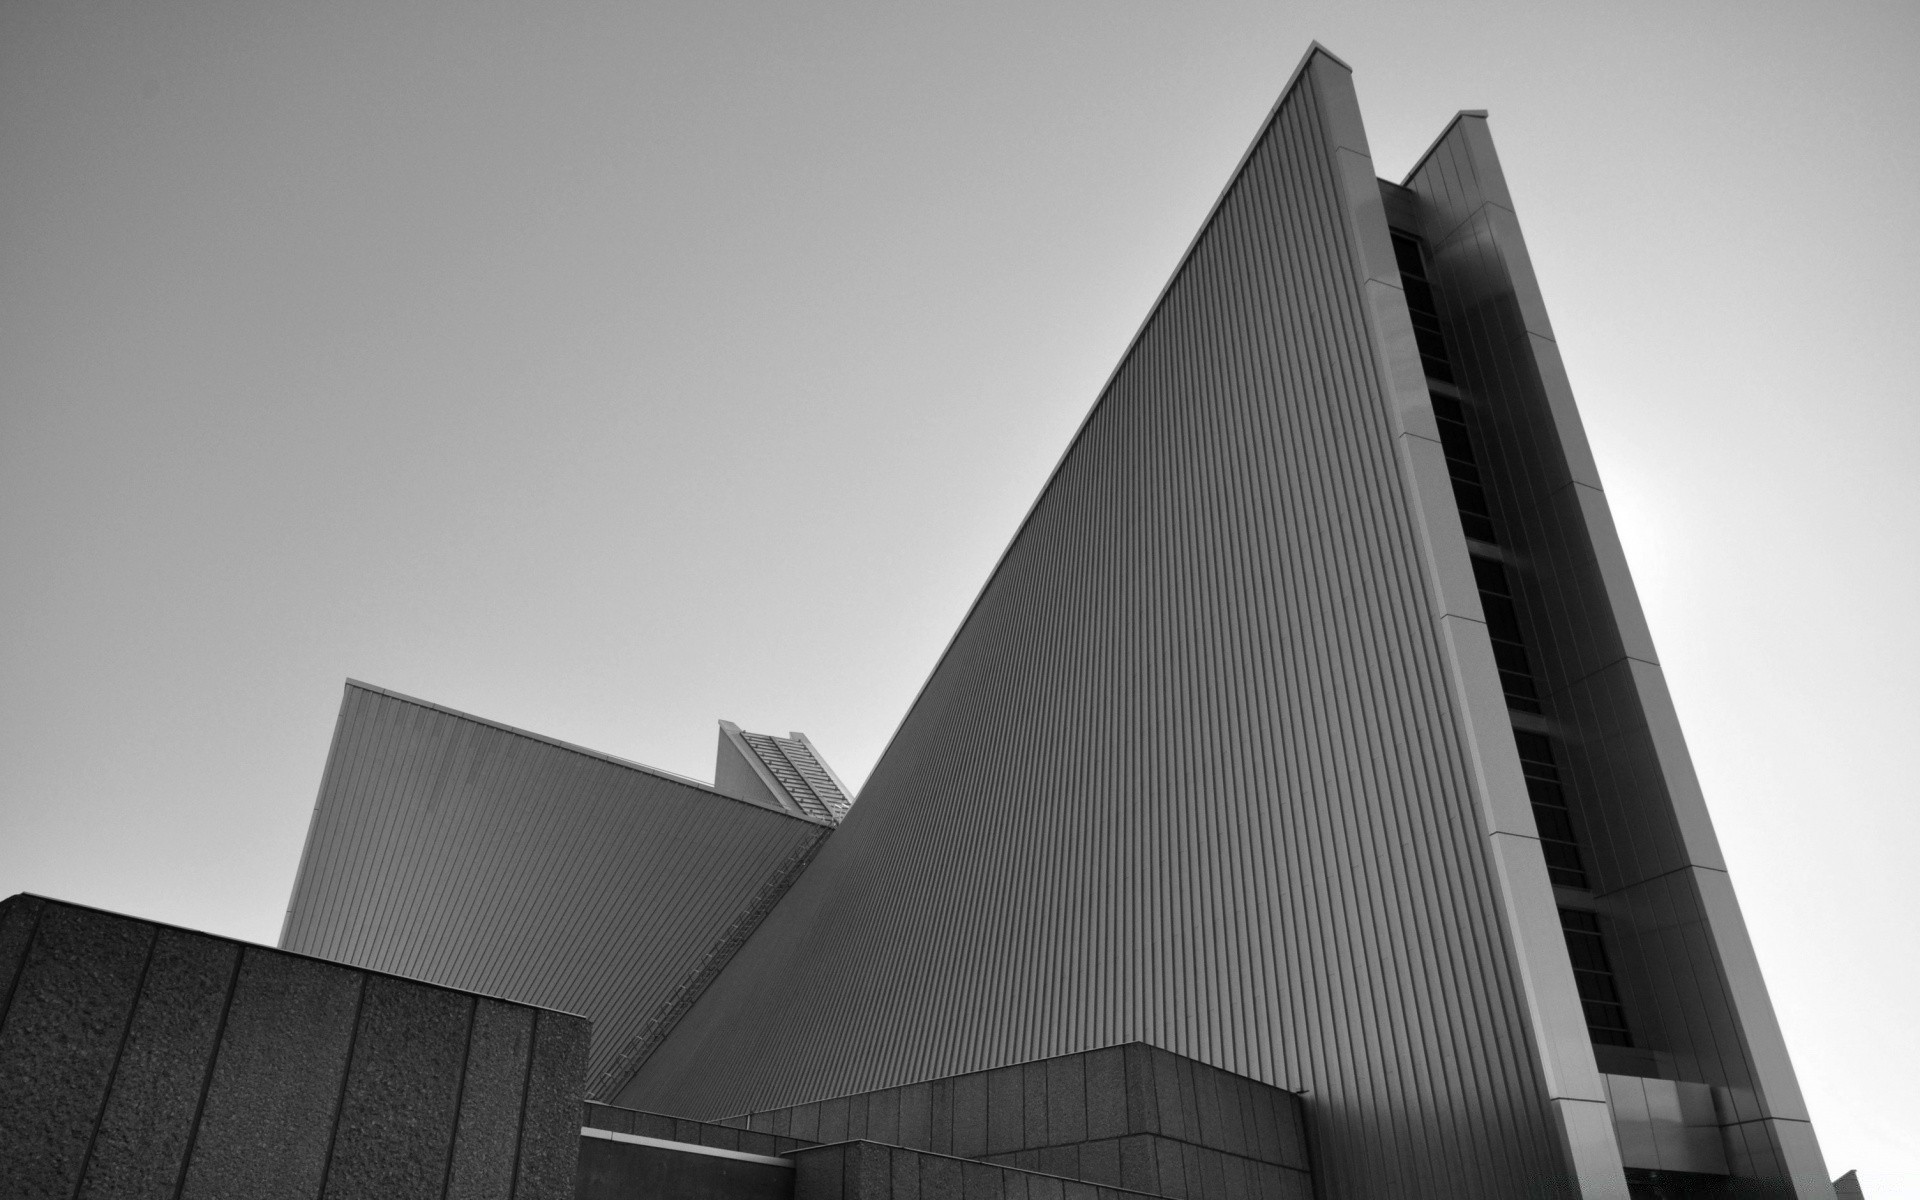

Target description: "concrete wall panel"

left=0, top=897, right=587, bottom=1200
left=180, top=949, right=364, bottom=1200
left=445, top=997, right=535, bottom=1200
left=0, top=902, right=153, bottom=1198
left=514, top=1009, right=595, bottom=1200
left=322, top=976, right=471, bottom=1199
left=78, top=929, right=241, bottom=1200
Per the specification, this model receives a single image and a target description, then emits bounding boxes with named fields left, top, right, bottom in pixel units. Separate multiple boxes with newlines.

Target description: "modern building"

left=271, top=43, right=1838, bottom=1200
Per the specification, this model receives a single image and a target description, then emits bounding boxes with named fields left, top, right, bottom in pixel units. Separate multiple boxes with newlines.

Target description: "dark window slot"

left=1560, top=908, right=1634, bottom=1046
left=1516, top=731, right=1589, bottom=889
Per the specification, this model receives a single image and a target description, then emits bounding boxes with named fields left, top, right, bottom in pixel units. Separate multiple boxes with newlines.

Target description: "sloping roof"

left=281, top=681, right=829, bottom=1092
left=715, top=721, right=854, bottom=823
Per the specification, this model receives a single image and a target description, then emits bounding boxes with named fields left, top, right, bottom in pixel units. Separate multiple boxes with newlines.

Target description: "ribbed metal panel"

left=1402, top=116, right=1834, bottom=1197
left=281, top=682, right=828, bottom=1088
left=624, top=50, right=1577, bottom=1199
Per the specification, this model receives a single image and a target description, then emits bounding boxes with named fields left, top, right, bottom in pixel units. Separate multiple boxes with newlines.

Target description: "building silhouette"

left=278, top=45, right=1839, bottom=1200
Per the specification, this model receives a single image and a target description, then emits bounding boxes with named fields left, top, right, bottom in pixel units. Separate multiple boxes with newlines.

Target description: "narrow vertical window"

left=1390, top=232, right=1455, bottom=384
left=1515, top=731, right=1588, bottom=889
left=1470, top=555, right=1541, bottom=713
left=1391, top=229, right=1497, bottom=543
left=1559, top=908, right=1634, bottom=1046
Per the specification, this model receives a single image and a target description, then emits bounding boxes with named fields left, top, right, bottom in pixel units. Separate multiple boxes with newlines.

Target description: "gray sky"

left=3, top=0, right=1914, bottom=1190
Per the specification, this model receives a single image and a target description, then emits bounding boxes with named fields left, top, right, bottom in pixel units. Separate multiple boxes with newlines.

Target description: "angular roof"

left=715, top=721, right=854, bottom=823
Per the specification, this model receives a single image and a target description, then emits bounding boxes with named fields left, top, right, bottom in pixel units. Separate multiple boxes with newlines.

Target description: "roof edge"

left=8, top=892, right=592, bottom=1021
left=339, top=680, right=833, bottom=828
left=1400, top=109, right=1490, bottom=187
left=851, top=42, right=1352, bottom=795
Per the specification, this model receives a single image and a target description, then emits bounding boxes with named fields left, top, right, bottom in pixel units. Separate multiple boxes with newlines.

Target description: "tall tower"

left=617, top=47, right=1834, bottom=1199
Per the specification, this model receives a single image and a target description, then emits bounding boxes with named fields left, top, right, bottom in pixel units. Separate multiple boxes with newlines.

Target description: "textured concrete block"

left=740, top=1130, right=785, bottom=1158
left=1218, top=1148, right=1251, bottom=1200
left=180, top=948, right=362, bottom=1200
left=1038, top=1144, right=1077, bottom=1178
left=586, top=1103, right=636, bottom=1134
left=1250, top=1162, right=1282, bottom=1200
left=951, top=1072, right=988, bottom=1158
left=1151, top=1049, right=1187, bottom=1142
left=512, top=1009, right=590, bottom=1200
left=882, top=1148, right=917, bottom=1200
left=1244, top=1084, right=1278, bottom=1165
left=1172, top=1057, right=1201, bottom=1145
left=986, top=1066, right=1024, bottom=1154
left=0, top=904, right=151, bottom=1200
left=78, top=929, right=239, bottom=1200
left=1026, top=1171, right=1064, bottom=1200
left=1078, top=1139, right=1122, bottom=1187
left=1275, top=1094, right=1310, bottom=1171
left=1191, top=1068, right=1223, bottom=1155
left=446, top=997, right=534, bottom=1200
left=1196, top=1145, right=1228, bottom=1199
left=899, top=1082, right=932, bottom=1149
left=0, top=895, right=45, bottom=1008
left=1120, top=1046, right=1155, bottom=1135
left=700, top=1121, right=743, bottom=1150
left=868, top=1086, right=901, bottom=1145
left=920, top=1149, right=962, bottom=1200
left=960, top=1158, right=998, bottom=1200
left=1083, top=1049, right=1126, bottom=1141
left=323, top=976, right=470, bottom=1199
left=1179, top=1143, right=1204, bottom=1199
left=1282, top=1166, right=1316, bottom=1200
left=929, top=1080, right=955, bottom=1155
left=635, top=1111, right=676, bottom=1140
left=791, top=1102, right=822, bottom=1142
left=1044, top=1055, right=1086, bottom=1146
left=820, top=1095, right=850, bottom=1142
left=1155, top=1138, right=1188, bottom=1199
left=1116, top=1135, right=1156, bottom=1193
left=577, top=1138, right=794, bottom=1200
left=846, top=1093, right=870, bottom=1141
left=1021, top=1063, right=1048, bottom=1149
left=845, top=1141, right=892, bottom=1200
left=796, top=1144, right=845, bottom=1200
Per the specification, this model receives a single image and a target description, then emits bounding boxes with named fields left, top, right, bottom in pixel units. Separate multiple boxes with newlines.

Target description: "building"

left=272, top=43, right=1838, bottom=1200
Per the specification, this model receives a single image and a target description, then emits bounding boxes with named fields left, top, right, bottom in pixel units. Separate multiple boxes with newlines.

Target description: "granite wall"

left=0, top=894, right=590, bottom=1200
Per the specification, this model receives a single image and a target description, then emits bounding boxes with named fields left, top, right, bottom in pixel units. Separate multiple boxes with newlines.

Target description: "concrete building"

left=4, top=44, right=1843, bottom=1200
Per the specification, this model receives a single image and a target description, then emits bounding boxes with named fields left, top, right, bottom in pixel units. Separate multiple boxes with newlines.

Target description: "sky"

left=2, top=0, right=1914, bottom=1191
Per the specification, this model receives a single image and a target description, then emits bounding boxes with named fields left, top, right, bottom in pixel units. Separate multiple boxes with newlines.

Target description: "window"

left=1471, top=556, right=1541, bottom=713
left=1390, top=232, right=1455, bottom=384
left=1559, top=908, right=1634, bottom=1046
left=1430, top=394, right=1498, bottom=544
left=1515, top=731, right=1588, bottom=889
left=1391, top=228, right=1499, bottom=545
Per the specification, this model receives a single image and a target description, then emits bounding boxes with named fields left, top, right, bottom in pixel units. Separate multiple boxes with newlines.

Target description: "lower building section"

left=0, top=894, right=589, bottom=1200
left=580, top=1127, right=798, bottom=1200
left=582, top=1044, right=1314, bottom=1200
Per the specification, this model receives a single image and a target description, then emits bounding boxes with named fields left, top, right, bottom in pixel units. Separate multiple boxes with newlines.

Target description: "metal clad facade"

left=1403, top=117, right=1833, bottom=1197
left=627, top=53, right=1580, bottom=1198
left=281, top=682, right=827, bottom=1086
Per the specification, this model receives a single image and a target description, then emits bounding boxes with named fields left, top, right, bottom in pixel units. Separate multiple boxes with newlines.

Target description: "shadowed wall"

left=0, top=894, right=589, bottom=1200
